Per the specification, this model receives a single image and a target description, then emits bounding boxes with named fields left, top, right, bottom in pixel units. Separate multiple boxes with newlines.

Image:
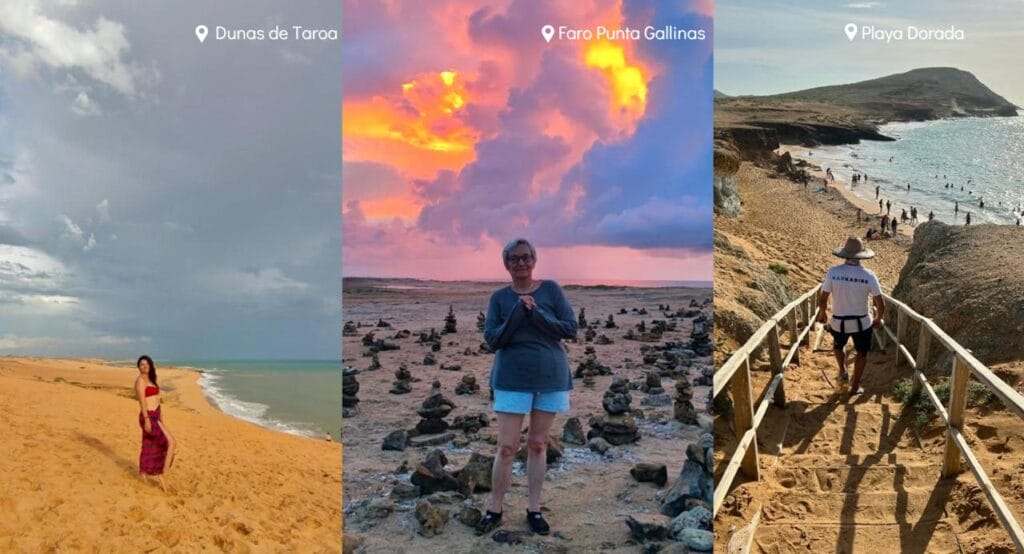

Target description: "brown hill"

left=892, top=221, right=1024, bottom=365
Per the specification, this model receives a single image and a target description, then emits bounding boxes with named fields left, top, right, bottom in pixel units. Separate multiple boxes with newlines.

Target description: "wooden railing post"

left=768, top=323, right=786, bottom=407
left=912, top=323, right=932, bottom=397
left=942, top=354, right=970, bottom=477
left=895, top=308, right=907, bottom=367
left=786, top=310, right=800, bottom=365
left=732, top=355, right=760, bottom=481
left=800, top=299, right=811, bottom=346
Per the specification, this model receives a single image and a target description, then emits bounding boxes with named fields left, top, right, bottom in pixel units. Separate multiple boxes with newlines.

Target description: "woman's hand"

left=144, top=418, right=153, bottom=434
left=519, top=295, right=537, bottom=311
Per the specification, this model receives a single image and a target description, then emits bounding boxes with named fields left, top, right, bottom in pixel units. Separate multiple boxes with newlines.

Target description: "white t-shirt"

left=822, top=263, right=882, bottom=333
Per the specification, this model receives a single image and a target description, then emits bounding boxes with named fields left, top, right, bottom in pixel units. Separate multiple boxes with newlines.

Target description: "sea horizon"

left=342, top=275, right=713, bottom=289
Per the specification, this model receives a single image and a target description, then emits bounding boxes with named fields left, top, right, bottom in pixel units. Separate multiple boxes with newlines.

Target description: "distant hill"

left=714, top=67, right=1019, bottom=159
left=764, top=67, right=1018, bottom=119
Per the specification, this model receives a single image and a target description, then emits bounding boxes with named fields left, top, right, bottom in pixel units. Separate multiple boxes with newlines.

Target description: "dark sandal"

left=527, top=510, right=550, bottom=535
left=475, top=510, right=502, bottom=536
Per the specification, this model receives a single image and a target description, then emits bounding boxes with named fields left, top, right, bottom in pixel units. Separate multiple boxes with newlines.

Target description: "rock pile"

left=574, top=346, right=613, bottom=380
left=415, top=381, right=455, bottom=434
left=443, top=305, right=457, bottom=334
left=689, top=314, right=712, bottom=357
left=342, top=367, right=359, bottom=418
left=588, top=378, right=640, bottom=445
left=476, top=312, right=485, bottom=332
left=674, top=378, right=698, bottom=425
left=343, top=321, right=358, bottom=336
left=454, top=373, right=479, bottom=395
left=389, top=363, right=412, bottom=395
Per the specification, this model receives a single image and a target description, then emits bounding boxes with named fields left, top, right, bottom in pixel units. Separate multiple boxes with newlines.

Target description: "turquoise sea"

left=811, top=114, right=1024, bottom=225
left=170, top=360, right=341, bottom=441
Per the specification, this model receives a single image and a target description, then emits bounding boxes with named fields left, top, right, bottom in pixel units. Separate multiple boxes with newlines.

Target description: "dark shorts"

left=830, top=327, right=873, bottom=355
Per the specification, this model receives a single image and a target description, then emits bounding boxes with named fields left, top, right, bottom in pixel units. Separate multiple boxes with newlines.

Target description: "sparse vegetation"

left=768, top=263, right=789, bottom=275
left=893, top=377, right=997, bottom=428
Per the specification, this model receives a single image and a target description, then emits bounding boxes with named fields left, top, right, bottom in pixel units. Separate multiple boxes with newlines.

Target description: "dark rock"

left=677, top=528, right=713, bottom=552
left=381, top=429, right=408, bottom=451
left=492, top=530, right=527, bottom=544
left=390, top=481, right=420, bottom=501
left=587, top=437, right=612, bottom=454
left=625, top=513, right=671, bottom=542
left=671, top=506, right=712, bottom=533
left=410, top=449, right=459, bottom=494
left=561, top=417, right=586, bottom=445
left=454, top=452, right=494, bottom=493
left=414, top=499, right=449, bottom=537
left=630, top=463, right=668, bottom=487
left=408, top=432, right=456, bottom=448
left=455, top=507, right=482, bottom=528
left=516, top=436, right=564, bottom=464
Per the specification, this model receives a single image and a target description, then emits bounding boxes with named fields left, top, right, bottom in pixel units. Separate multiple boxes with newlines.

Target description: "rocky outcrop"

left=713, top=139, right=742, bottom=217
left=893, top=221, right=1024, bottom=364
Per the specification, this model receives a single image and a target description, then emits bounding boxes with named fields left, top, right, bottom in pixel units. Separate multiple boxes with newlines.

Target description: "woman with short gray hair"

left=475, top=238, right=577, bottom=536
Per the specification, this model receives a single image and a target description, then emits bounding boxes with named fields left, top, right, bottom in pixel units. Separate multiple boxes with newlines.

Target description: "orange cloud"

left=343, top=70, right=480, bottom=179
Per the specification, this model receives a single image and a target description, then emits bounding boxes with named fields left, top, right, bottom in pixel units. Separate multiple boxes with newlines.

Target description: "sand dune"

left=0, top=357, right=341, bottom=552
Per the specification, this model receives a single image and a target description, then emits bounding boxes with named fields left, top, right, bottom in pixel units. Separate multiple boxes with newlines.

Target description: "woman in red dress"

left=134, top=355, right=176, bottom=491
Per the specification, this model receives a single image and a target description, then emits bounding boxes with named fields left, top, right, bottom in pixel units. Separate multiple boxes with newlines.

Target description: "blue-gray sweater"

left=485, top=280, right=577, bottom=392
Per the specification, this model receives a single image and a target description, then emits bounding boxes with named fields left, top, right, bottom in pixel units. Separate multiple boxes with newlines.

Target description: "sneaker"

left=527, top=510, right=550, bottom=535
left=474, top=510, right=502, bottom=536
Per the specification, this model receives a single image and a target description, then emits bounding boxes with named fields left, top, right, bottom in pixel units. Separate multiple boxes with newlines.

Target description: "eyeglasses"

left=507, top=254, right=533, bottom=265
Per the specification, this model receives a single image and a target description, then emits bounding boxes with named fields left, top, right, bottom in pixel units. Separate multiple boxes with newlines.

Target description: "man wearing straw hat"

left=816, top=237, right=886, bottom=395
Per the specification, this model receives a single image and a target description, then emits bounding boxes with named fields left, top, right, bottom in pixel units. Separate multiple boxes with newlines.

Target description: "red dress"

left=139, top=386, right=168, bottom=475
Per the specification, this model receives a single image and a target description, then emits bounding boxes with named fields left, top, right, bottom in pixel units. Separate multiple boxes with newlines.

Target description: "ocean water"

left=809, top=115, right=1024, bottom=225
left=172, top=360, right=341, bottom=441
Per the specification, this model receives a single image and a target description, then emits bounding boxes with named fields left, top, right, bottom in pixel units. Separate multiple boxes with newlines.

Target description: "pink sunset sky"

left=342, top=0, right=714, bottom=282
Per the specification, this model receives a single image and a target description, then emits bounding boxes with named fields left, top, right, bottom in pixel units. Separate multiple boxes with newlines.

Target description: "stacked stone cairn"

left=389, top=363, right=412, bottom=394
left=674, top=377, right=698, bottom=425
left=454, top=373, right=480, bottom=395
left=414, top=380, right=455, bottom=435
left=443, top=305, right=457, bottom=334
left=342, top=367, right=359, bottom=418
left=588, top=377, right=640, bottom=445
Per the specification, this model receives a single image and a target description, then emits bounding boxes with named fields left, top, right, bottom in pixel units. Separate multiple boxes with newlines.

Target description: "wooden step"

left=767, top=463, right=943, bottom=493
left=781, top=402, right=919, bottom=455
left=761, top=485, right=956, bottom=525
left=753, top=521, right=960, bottom=554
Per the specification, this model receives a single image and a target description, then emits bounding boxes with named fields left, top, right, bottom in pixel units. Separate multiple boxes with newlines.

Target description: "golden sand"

left=0, top=357, right=340, bottom=552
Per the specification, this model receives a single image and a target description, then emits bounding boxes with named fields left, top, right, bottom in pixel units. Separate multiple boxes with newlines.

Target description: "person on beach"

left=886, top=200, right=891, bottom=216
left=875, top=185, right=880, bottom=199
left=955, top=201, right=959, bottom=214
left=891, top=217, right=898, bottom=236
left=966, top=213, right=972, bottom=225
left=478, top=238, right=577, bottom=536
left=880, top=214, right=889, bottom=236
left=878, top=199, right=883, bottom=213
left=816, top=237, right=885, bottom=395
left=929, top=211, right=935, bottom=222
left=900, top=209, right=908, bottom=224
left=135, top=355, right=176, bottom=492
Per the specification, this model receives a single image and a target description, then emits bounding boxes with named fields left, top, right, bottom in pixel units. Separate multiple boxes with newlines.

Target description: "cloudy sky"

left=0, top=1, right=341, bottom=359
left=342, top=0, right=714, bottom=283
left=716, top=0, right=1024, bottom=104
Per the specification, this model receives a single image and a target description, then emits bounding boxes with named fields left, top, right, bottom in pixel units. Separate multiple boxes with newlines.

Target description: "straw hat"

left=832, top=236, right=875, bottom=259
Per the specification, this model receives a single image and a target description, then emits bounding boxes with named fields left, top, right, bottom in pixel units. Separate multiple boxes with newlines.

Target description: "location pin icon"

left=541, top=25, right=554, bottom=43
left=196, top=24, right=208, bottom=43
left=844, top=23, right=858, bottom=41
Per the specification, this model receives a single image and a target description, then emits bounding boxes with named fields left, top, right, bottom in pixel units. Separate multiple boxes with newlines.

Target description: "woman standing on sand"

left=134, top=355, right=176, bottom=491
left=476, top=238, right=577, bottom=537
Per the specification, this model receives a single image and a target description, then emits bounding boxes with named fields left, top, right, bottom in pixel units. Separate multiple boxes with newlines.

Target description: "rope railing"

left=713, top=286, right=1024, bottom=551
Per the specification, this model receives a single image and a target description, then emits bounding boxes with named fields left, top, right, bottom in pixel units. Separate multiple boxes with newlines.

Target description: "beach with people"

left=341, top=278, right=712, bottom=552
left=0, top=357, right=341, bottom=552
left=713, top=66, right=1024, bottom=551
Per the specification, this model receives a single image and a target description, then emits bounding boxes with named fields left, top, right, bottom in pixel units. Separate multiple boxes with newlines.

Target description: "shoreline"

left=779, top=144, right=916, bottom=239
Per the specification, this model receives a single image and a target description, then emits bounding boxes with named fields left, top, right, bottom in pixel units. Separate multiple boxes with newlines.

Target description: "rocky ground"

left=341, top=280, right=713, bottom=553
